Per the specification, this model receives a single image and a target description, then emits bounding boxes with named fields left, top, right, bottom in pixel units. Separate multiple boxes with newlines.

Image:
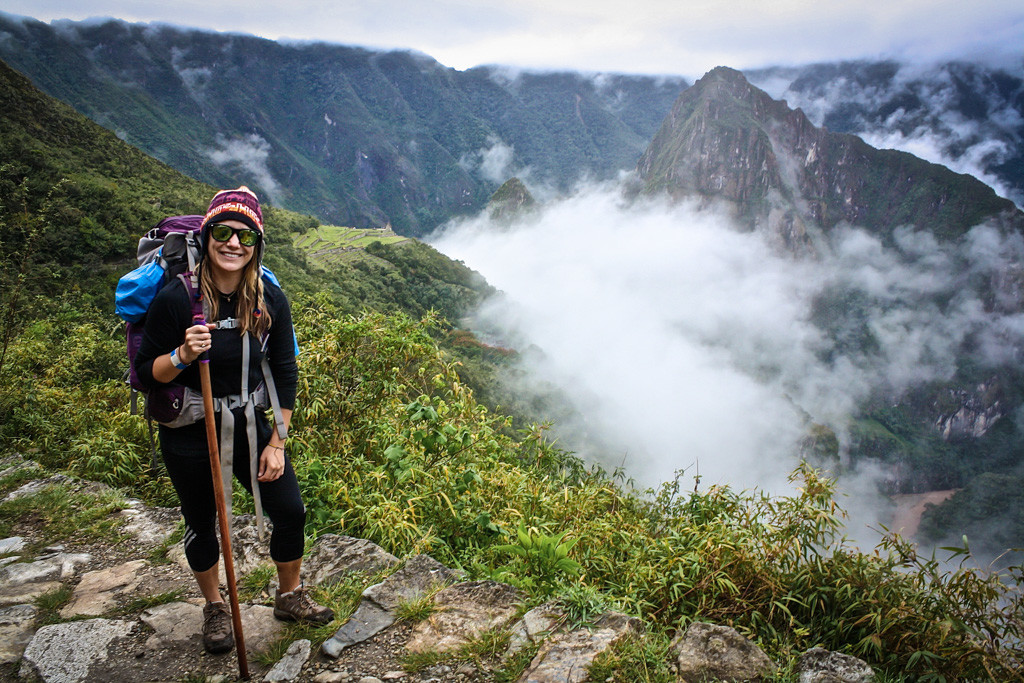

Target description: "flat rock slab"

left=520, top=612, right=641, bottom=683
left=303, top=534, right=399, bottom=586
left=406, top=580, right=524, bottom=654
left=2, top=474, right=74, bottom=501
left=0, top=551, right=92, bottom=587
left=239, top=603, right=289, bottom=654
left=141, top=601, right=202, bottom=649
left=140, top=600, right=285, bottom=655
left=0, top=536, right=27, bottom=554
left=19, top=617, right=134, bottom=683
left=0, top=603, right=38, bottom=663
left=322, top=599, right=394, bottom=658
left=323, top=554, right=459, bottom=658
left=265, top=638, right=312, bottom=681
left=61, top=559, right=148, bottom=617
left=0, top=580, right=62, bottom=608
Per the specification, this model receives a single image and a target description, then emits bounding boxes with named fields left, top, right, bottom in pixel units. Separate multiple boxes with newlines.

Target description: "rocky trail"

left=0, top=453, right=876, bottom=682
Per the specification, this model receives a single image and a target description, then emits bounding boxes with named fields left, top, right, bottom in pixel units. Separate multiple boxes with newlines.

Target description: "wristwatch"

left=170, top=347, right=189, bottom=370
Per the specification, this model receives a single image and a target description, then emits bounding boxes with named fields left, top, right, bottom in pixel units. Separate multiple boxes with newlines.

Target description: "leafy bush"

left=0, top=283, right=1020, bottom=679
left=285, top=302, right=1023, bottom=679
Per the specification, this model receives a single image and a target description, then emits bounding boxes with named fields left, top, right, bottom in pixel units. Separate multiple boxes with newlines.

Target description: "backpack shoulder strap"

left=176, top=271, right=205, bottom=322
left=261, top=355, right=288, bottom=442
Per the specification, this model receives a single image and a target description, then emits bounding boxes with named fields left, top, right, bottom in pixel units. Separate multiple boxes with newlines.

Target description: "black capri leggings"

left=161, top=412, right=306, bottom=572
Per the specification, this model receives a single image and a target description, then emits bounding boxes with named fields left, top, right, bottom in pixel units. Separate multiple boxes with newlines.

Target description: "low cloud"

left=431, top=182, right=1024, bottom=534
left=459, top=135, right=525, bottom=186
left=205, top=134, right=281, bottom=202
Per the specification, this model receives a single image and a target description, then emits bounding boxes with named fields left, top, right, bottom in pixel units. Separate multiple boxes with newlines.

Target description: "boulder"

left=302, top=534, right=400, bottom=586
left=0, top=603, right=37, bottom=663
left=0, top=536, right=27, bottom=555
left=0, top=453, right=42, bottom=479
left=672, top=622, right=777, bottom=682
left=506, top=603, right=566, bottom=658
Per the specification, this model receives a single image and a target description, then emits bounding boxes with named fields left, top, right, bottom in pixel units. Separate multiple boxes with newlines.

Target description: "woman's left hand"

left=258, top=444, right=285, bottom=482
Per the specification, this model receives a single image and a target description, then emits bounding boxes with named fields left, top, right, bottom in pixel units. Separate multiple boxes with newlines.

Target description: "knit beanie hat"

left=201, top=186, right=263, bottom=233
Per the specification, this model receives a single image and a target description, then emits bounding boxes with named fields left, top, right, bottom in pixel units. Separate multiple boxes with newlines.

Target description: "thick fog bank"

left=430, top=183, right=1024, bottom=514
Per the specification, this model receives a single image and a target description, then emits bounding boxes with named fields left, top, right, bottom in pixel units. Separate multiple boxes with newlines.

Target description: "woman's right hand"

left=180, top=323, right=214, bottom=364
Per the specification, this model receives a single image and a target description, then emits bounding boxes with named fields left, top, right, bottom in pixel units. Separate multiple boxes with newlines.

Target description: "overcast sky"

left=7, top=0, right=1023, bottom=77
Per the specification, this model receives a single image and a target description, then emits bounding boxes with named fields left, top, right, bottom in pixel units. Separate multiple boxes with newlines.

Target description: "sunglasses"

left=209, top=223, right=262, bottom=247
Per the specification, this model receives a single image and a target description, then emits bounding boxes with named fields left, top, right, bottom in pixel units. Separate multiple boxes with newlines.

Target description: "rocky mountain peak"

left=637, top=67, right=1023, bottom=251
left=487, top=177, right=536, bottom=222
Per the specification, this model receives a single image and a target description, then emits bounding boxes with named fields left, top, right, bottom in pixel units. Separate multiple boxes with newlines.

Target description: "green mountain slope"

left=0, top=14, right=687, bottom=236
left=0, top=56, right=489, bottom=320
left=638, top=66, right=1022, bottom=245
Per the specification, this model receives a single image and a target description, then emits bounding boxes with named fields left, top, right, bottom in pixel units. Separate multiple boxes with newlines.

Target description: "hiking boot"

left=202, top=601, right=234, bottom=654
left=273, top=586, right=334, bottom=624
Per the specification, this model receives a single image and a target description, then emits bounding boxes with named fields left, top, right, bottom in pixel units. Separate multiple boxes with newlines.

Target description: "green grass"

left=34, top=585, right=74, bottom=626
left=123, top=589, right=185, bottom=614
left=0, top=481, right=128, bottom=552
left=395, top=590, right=439, bottom=623
left=238, top=563, right=277, bottom=603
left=293, top=224, right=408, bottom=269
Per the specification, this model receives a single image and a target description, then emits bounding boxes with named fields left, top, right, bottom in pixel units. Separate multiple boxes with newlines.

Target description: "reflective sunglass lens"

left=210, top=224, right=233, bottom=242
left=210, top=224, right=260, bottom=246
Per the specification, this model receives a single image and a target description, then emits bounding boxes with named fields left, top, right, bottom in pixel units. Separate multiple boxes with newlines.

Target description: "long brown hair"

left=197, top=255, right=272, bottom=339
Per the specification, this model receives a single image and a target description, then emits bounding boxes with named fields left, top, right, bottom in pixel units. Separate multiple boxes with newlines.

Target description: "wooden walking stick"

left=197, top=320, right=249, bottom=680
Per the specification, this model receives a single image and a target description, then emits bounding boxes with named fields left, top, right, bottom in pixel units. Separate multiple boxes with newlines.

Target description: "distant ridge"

left=0, top=14, right=687, bottom=236
left=637, top=66, right=1023, bottom=249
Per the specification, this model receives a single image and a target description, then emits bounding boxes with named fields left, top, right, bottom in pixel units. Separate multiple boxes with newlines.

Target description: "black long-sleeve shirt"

left=134, top=277, right=298, bottom=454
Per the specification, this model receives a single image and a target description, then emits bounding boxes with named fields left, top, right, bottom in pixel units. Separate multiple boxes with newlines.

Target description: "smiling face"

left=205, top=218, right=257, bottom=285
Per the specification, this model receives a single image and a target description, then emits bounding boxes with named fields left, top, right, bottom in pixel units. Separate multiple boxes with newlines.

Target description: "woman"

left=135, top=187, right=333, bottom=654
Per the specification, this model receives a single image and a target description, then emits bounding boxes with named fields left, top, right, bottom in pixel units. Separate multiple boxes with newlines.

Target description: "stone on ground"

left=520, top=611, right=642, bottom=683
left=406, top=580, right=524, bottom=654
left=264, top=638, right=312, bottom=681
left=0, top=603, right=37, bottom=663
left=19, top=617, right=134, bottom=683
left=322, top=554, right=459, bottom=658
left=672, top=621, right=777, bottom=682
left=798, top=647, right=876, bottom=682
left=60, top=559, right=148, bottom=617
left=302, top=534, right=399, bottom=586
